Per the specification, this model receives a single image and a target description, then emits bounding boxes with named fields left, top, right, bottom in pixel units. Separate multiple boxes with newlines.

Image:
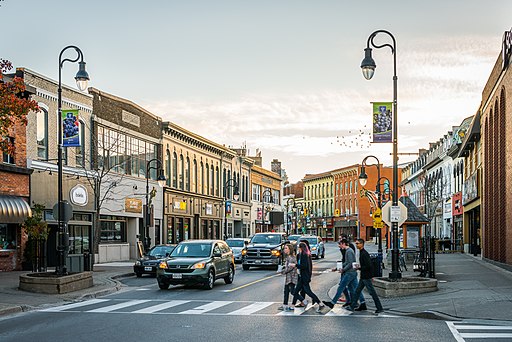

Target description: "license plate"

left=255, top=260, right=261, bottom=264
left=144, top=267, right=152, bottom=271
left=172, top=273, right=183, bottom=279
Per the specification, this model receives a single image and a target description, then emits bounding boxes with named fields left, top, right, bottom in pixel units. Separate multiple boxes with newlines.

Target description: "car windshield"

left=288, top=235, right=301, bottom=241
left=170, top=243, right=212, bottom=258
left=226, top=240, right=244, bottom=248
left=302, top=238, right=318, bottom=245
left=251, top=234, right=281, bottom=244
left=148, top=246, right=174, bottom=258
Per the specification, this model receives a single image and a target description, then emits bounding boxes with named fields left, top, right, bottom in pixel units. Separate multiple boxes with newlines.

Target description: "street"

left=0, top=243, right=499, bottom=342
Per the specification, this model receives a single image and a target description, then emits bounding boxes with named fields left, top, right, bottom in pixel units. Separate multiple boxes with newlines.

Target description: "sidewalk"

left=0, top=263, right=134, bottom=317
left=329, top=243, right=512, bottom=321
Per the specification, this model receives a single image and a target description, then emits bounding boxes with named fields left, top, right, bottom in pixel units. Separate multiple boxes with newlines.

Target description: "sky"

left=2, top=1, right=511, bottom=183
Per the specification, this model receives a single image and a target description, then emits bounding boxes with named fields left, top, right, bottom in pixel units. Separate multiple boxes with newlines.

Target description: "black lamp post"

left=359, top=155, right=383, bottom=277
left=261, top=189, right=273, bottom=232
left=295, top=203, right=303, bottom=235
left=57, top=46, right=90, bottom=276
left=224, top=178, right=239, bottom=240
left=361, top=30, right=401, bottom=280
left=285, top=198, right=296, bottom=235
left=145, top=159, right=166, bottom=252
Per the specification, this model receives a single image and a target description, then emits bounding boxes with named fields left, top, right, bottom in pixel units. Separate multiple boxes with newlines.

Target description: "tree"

left=22, top=203, right=50, bottom=272
left=0, top=58, right=39, bottom=153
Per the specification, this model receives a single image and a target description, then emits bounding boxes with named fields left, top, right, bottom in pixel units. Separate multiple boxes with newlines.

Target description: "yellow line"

left=223, top=274, right=280, bottom=292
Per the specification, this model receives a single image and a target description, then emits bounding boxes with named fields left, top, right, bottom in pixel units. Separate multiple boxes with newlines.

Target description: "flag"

left=62, top=109, right=80, bottom=147
left=372, top=102, right=392, bottom=143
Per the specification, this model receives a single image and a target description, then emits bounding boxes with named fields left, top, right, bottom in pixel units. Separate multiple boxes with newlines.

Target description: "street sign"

left=382, top=201, right=408, bottom=227
left=373, top=220, right=384, bottom=229
left=52, top=200, right=73, bottom=223
left=372, top=208, right=382, bottom=223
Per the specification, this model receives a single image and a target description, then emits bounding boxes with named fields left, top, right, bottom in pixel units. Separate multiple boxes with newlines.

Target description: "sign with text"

left=62, top=109, right=80, bottom=147
left=372, top=102, right=392, bottom=143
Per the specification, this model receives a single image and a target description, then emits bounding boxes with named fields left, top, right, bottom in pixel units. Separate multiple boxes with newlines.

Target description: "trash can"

left=369, top=253, right=382, bottom=278
left=66, top=254, right=84, bottom=273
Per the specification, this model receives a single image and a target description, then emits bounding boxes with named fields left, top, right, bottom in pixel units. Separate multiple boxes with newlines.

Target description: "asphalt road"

left=0, top=244, right=481, bottom=342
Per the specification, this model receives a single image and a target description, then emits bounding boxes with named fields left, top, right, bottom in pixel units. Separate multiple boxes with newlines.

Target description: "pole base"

left=388, top=271, right=402, bottom=280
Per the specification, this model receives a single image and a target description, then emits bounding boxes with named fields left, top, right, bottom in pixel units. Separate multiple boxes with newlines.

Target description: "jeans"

left=344, top=277, right=366, bottom=304
left=331, top=271, right=357, bottom=304
left=292, top=277, right=321, bottom=305
left=283, top=283, right=295, bottom=305
left=350, top=278, right=383, bottom=311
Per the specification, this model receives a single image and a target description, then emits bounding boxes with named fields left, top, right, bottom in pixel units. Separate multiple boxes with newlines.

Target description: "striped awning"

left=0, top=195, right=32, bottom=224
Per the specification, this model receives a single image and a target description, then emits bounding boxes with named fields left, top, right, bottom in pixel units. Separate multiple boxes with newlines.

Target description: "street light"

left=285, top=198, right=296, bottom=235
left=57, top=46, right=90, bottom=276
left=224, top=178, right=239, bottom=240
left=261, top=189, right=273, bottom=232
left=359, top=155, right=383, bottom=277
left=145, top=158, right=166, bottom=252
left=361, top=30, right=401, bottom=280
left=295, top=203, right=303, bottom=235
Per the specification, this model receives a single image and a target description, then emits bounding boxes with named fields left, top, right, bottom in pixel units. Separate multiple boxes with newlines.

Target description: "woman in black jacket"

left=291, top=242, right=325, bottom=312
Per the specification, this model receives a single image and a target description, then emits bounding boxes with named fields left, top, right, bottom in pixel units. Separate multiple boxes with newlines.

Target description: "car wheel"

left=242, top=264, right=250, bottom=271
left=224, top=265, right=234, bottom=284
left=203, top=269, right=215, bottom=290
left=135, top=272, right=142, bottom=278
left=158, top=282, right=169, bottom=290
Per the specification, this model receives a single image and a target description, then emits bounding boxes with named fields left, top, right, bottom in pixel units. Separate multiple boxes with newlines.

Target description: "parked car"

left=133, top=244, right=176, bottom=277
left=226, top=238, right=249, bottom=263
left=287, top=234, right=302, bottom=246
left=242, top=232, right=287, bottom=270
left=299, top=235, right=325, bottom=259
left=156, top=240, right=235, bottom=290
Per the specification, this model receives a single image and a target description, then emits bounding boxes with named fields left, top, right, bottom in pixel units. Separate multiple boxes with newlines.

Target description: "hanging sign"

left=62, top=109, right=80, bottom=147
left=372, top=102, right=392, bottom=143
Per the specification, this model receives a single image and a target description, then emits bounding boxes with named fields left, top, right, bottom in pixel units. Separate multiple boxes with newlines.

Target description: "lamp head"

left=361, top=48, right=376, bottom=80
left=359, top=167, right=368, bottom=187
left=233, top=185, right=240, bottom=201
left=75, top=61, right=90, bottom=91
left=157, top=169, right=167, bottom=187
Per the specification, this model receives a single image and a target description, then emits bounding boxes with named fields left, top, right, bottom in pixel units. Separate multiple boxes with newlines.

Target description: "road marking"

left=131, top=300, right=189, bottom=313
left=227, top=302, right=274, bottom=315
left=178, top=301, right=232, bottom=315
left=446, top=322, right=512, bottom=341
left=87, top=300, right=151, bottom=313
left=221, top=274, right=280, bottom=292
left=40, top=299, right=110, bottom=312
left=325, top=306, right=353, bottom=316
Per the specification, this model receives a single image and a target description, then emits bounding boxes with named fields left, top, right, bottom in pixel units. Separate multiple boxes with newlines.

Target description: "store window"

left=37, top=108, right=48, bottom=160
left=0, top=224, right=16, bottom=250
left=99, top=215, right=127, bottom=243
left=2, top=137, right=14, bottom=164
left=69, top=224, right=90, bottom=254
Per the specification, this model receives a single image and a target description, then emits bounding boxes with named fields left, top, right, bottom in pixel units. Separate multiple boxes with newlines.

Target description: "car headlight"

left=271, top=250, right=280, bottom=257
left=311, top=247, right=317, bottom=251
left=192, top=262, right=206, bottom=269
left=158, top=261, right=167, bottom=269
left=241, top=249, right=247, bottom=256
left=135, top=261, right=141, bottom=266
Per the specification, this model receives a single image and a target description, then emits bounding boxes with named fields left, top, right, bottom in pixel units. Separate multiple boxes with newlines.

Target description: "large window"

left=185, top=157, right=190, bottom=191
left=37, top=109, right=48, bottom=160
left=75, top=120, right=86, bottom=167
left=252, top=184, right=261, bottom=201
left=179, top=154, right=184, bottom=190
left=0, top=224, right=17, bottom=250
left=99, top=215, right=126, bottom=243
left=172, top=152, right=178, bottom=187
left=2, top=137, right=14, bottom=164
left=69, top=224, right=90, bottom=254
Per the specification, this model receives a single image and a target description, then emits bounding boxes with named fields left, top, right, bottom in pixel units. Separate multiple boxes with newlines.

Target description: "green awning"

left=0, top=196, right=32, bottom=223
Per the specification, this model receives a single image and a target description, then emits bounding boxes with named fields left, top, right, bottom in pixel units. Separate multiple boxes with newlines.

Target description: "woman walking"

left=292, top=242, right=325, bottom=312
left=278, top=243, right=297, bottom=311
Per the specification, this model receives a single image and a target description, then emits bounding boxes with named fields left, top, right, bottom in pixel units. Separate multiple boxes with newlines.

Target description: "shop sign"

left=462, top=171, right=478, bottom=205
left=70, top=184, right=88, bottom=206
left=205, top=203, right=213, bottom=215
left=125, top=198, right=142, bottom=213
left=173, top=201, right=187, bottom=210
left=502, top=28, right=512, bottom=69
left=452, top=192, right=463, bottom=216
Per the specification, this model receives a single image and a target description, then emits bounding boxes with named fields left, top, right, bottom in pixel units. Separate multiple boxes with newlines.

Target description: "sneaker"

left=277, top=305, right=285, bottom=311
left=342, top=302, right=352, bottom=308
left=375, top=309, right=384, bottom=314
left=355, top=303, right=367, bottom=311
left=303, top=299, right=309, bottom=307
left=344, top=306, right=354, bottom=312
left=285, top=306, right=295, bottom=311
left=295, top=303, right=306, bottom=308
left=322, top=301, right=334, bottom=309
left=315, top=303, right=325, bottom=313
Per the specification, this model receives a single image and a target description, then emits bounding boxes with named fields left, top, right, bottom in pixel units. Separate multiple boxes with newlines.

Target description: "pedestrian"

left=278, top=243, right=297, bottom=311
left=291, top=242, right=325, bottom=312
left=348, top=239, right=384, bottom=314
left=322, top=239, right=359, bottom=310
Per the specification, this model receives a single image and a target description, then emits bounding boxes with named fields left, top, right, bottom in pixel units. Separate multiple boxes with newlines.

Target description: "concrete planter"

left=19, top=272, right=93, bottom=294
left=373, top=276, right=438, bottom=297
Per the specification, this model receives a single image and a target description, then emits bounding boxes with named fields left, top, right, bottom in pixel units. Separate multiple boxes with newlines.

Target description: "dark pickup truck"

left=241, top=233, right=287, bottom=270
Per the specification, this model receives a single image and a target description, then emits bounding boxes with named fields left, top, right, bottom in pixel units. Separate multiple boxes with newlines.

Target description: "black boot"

left=355, top=303, right=367, bottom=311
left=342, top=302, right=351, bottom=308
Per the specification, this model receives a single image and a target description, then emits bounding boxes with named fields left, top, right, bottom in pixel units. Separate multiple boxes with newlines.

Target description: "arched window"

left=165, top=150, right=171, bottom=186
left=37, top=108, right=48, bottom=160
left=216, top=166, right=220, bottom=196
left=185, top=157, right=190, bottom=191
left=179, top=154, right=184, bottom=190
left=193, top=159, right=198, bottom=193
left=75, top=120, right=86, bottom=167
left=210, top=164, right=214, bottom=195
left=205, top=163, right=210, bottom=195
left=172, top=152, right=178, bottom=188
left=200, top=161, right=204, bottom=194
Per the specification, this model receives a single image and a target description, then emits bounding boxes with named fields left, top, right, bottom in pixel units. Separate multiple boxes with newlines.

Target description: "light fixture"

left=157, top=169, right=166, bottom=187
left=359, top=168, right=368, bottom=186
left=75, top=61, right=90, bottom=91
left=361, top=47, right=376, bottom=80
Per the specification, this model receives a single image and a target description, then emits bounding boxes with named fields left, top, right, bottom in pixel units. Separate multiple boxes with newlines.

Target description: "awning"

left=0, top=195, right=32, bottom=224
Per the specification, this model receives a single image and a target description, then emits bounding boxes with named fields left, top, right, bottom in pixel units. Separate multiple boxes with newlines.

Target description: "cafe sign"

left=502, top=28, right=512, bottom=69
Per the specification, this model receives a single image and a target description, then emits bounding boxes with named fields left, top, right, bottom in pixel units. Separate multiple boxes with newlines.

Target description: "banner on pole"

left=62, top=109, right=80, bottom=147
left=372, top=102, right=392, bottom=143
left=226, top=200, right=232, bottom=218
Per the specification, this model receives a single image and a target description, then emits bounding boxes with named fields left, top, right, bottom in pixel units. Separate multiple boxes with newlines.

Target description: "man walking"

left=322, top=239, right=358, bottom=310
left=348, top=239, right=384, bottom=314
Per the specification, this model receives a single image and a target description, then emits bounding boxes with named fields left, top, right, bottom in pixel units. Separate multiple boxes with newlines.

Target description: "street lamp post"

left=359, top=155, right=383, bottom=277
left=361, top=30, right=401, bottom=280
left=285, top=198, right=296, bottom=235
left=261, top=189, right=273, bottom=232
left=295, top=203, right=303, bottom=235
left=57, top=46, right=90, bottom=276
left=224, top=178, right=239, bottom=240
left=145, top=159, right=166, bottom=252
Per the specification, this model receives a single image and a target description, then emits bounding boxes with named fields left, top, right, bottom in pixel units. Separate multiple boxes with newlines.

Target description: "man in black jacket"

left=348, top=239, right=384, bottom=314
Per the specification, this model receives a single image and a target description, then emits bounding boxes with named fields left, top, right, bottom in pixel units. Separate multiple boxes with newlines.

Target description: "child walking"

left=278, top=243, right=297, bottom=311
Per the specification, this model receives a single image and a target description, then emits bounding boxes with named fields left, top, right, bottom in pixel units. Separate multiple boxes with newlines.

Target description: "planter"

left=19, top=271, right=93, bottom=294
left=373, top=276, right=438, bottom=297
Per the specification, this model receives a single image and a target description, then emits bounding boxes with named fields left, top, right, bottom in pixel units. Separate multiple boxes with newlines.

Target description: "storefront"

left=0, top=196, right=32, bottom=271
left=463, top=171, right=481, bottom=255
left=452, top=192, right=464, bottom=251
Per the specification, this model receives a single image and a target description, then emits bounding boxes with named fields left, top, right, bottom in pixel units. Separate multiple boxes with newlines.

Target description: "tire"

left=203, top=269, right=215, bottom=290
left=242, top=264, right=250, bottom=271
left=158, top=282, right=169, bottom=290
left=135, top=272, right=142, bottom=278
left=224, top=265, right=234, bottom=284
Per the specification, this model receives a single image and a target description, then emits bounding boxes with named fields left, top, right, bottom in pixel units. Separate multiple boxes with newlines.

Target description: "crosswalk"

left=446, top=322, right=512, bottom=341
left=39, top=299, right=386, bottom=317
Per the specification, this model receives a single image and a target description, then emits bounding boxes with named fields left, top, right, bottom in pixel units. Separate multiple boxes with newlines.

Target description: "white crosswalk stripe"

left=446, top=322, right=512, bottom=341
left=38, top=299, right=393, bottom=317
